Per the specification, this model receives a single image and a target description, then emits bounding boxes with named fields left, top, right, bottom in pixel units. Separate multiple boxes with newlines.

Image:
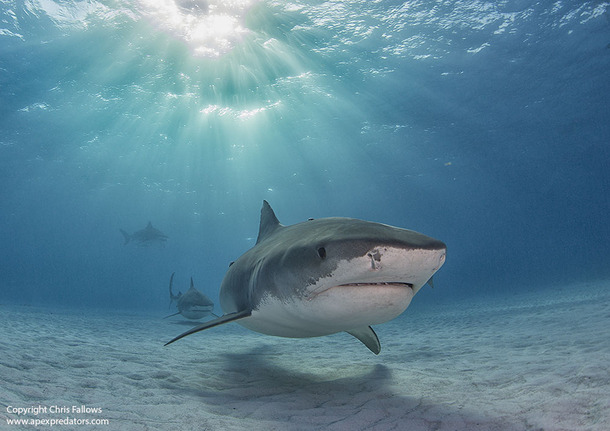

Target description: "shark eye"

left=317, top=247, right=326, bottom=259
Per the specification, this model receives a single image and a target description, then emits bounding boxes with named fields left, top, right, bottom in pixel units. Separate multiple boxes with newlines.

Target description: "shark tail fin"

left=164, top=309, right=252, bottom=346
left=347, top=326, right=381, bottom=355
left=119, top=229, right=131, bottom=245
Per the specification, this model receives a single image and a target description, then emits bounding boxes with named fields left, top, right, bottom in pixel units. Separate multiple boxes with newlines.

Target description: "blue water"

left=1, top=0, right=609, bottom=312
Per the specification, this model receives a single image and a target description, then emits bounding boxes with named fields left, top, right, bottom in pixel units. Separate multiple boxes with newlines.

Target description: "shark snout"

left=366, top=244, right=446, bottom=272
left=358, top=245, right=446, bottom=296
left=423, top=247, right=446, bottom=275
left=429, top=247, right=446, bottom=270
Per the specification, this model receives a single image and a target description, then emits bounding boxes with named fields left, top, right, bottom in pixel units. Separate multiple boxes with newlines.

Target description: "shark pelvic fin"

left=164, top=309, right=252, bottom=346
left=256, top=200, right=282, bottom=244
left=347, top=326, right=381, bottom=355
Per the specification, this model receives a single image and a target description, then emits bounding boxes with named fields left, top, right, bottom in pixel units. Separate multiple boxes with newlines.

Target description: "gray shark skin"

left=164, top=273, right=217, bottom=320
left=120, top=222, right=168, bottom=246
left=165, top=201, right=446, bottom=354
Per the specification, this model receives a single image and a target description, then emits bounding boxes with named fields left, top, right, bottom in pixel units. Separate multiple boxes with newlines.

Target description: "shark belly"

left=237, top=284, right=414, bottom=338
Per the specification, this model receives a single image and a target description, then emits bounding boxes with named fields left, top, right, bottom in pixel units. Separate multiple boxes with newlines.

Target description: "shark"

left=165, top=272, right=218, bottom=320
left=120, top=222, right=168, bottom=246
left=165, top=201, right=446, bottom=354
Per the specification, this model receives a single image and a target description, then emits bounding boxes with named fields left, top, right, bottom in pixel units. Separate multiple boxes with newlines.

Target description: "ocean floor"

left=1, top=281, right=609, bottom=431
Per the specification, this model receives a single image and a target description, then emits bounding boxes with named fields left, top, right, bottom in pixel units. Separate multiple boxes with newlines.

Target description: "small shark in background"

left=165, top=273, right=218, bottom=320
left=120, top=222, right=168, bottom=246
left=165, top=201, right=446, bottom=354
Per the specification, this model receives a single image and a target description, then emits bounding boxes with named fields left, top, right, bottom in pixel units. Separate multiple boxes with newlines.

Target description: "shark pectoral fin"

left=347, top=326, right=381, bottom=355
left=210, top=313, right=220, bottom=318
left=164, top=309, right=252, bottom=346
left=163, top=311, right=181, bottom=319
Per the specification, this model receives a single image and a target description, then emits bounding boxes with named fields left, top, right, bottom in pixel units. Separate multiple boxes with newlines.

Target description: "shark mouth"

left=307, top=282, right=414, bottom=300
left=338, top=282, right=414, bottom=288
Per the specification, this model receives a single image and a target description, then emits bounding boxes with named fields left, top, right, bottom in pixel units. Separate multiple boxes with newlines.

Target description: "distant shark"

left=164, top=272, right=218, bottom=320
left=120, top=222, right=168, bottom=246
left=165, top=201, right=446, bottom=354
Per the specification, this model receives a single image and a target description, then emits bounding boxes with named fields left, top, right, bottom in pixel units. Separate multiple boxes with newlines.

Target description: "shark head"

left=178, top=283, right=215, bottom=320
left=220, top=201, right=446, bottom=338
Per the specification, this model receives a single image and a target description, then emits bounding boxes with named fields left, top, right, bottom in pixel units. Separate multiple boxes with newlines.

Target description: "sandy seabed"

left=1, top=282, right=608, bottom=431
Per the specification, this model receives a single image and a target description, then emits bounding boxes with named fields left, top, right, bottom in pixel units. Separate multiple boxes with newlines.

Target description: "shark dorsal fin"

left=256, top=200, right=281, bottom=244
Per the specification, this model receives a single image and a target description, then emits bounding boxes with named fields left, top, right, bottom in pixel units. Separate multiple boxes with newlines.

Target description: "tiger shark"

left=165, top=201, right=446, bottom=354
left=165, top=272, right=218, bottom=320
left=120, top=222, right=168, bottom=246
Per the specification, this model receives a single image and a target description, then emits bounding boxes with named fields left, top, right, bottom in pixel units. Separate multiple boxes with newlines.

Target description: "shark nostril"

left=317, top=247, right=327, bottom=259
left=367, top=250, right=382, bottom=270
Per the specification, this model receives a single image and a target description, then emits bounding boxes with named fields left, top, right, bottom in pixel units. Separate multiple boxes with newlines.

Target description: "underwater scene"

left=1, top=0, right=609, bottom=430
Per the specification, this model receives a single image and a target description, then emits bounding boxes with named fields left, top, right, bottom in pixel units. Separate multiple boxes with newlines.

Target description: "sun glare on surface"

left=138, top=0, right=257, bottom=57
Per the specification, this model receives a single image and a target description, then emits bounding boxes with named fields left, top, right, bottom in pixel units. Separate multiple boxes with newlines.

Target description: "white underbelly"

left=237, top=285, right=414, bottom=338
